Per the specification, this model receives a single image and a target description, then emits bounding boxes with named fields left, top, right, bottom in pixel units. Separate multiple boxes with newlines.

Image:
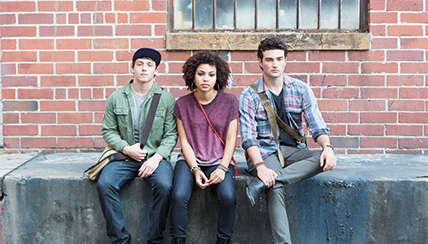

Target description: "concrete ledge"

left=0, top=153, right=427, bottom=244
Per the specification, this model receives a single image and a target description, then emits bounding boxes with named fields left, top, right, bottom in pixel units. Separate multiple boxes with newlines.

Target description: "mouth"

left=201, top=84, right=210, bottom=88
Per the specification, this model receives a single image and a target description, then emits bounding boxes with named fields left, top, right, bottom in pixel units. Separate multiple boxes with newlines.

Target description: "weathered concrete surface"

left=0, top=154, right=427, bottom=244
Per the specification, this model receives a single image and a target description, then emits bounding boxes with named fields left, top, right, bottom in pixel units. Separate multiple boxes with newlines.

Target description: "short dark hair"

left=182, top=51, right=230, bottom=91
left=257, top=37, right=288, bottom=60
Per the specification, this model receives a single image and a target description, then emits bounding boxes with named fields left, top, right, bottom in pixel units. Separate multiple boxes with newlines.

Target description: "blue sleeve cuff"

left=312, top=128, right=331, bottom=142
left=242, top=139, right=260, bottom=151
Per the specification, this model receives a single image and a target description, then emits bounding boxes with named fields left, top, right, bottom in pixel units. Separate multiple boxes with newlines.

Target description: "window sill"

left=166, top=32, right=370, bottom=51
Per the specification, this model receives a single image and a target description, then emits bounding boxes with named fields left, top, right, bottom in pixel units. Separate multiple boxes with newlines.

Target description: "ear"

left=130, top=64, right=134, bottom=73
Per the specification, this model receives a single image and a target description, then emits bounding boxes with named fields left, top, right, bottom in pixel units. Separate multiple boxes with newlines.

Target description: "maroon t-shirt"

left=174, top=91, right=239, bottom=166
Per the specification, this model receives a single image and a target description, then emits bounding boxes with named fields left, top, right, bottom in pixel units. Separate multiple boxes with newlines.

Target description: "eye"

left=197, top=72, right=203, bottom=76
left=209, top=73, right=215, bottom=77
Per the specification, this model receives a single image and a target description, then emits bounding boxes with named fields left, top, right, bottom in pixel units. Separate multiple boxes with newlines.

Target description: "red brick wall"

left=1, top=0, right=427, bottom=154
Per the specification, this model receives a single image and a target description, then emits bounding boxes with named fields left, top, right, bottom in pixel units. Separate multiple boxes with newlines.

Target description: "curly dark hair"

left=182, top=50, right=230, bottom=91
left=257, top=37, right=288, bottom=60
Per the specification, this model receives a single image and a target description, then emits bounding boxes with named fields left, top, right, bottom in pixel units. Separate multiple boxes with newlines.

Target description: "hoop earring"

left=214, top=83, right=219, bottom=90
left=191, top=81, right=196, bottom=90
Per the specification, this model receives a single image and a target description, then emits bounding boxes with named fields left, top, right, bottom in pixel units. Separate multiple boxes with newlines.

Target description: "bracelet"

left=254, top=161, right=266, bottom=169
left=190, top=166, right=201, bottom=175
left=325, top=144, right=335, bottom=151
left=217, top=164, right=229, bottom=173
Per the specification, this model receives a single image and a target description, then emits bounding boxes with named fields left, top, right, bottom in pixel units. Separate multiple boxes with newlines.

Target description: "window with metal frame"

left=171, top=0, right=368, bottom=32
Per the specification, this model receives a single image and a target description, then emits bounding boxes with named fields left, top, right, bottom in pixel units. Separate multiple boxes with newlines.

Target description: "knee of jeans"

left=153, top=180, right=172, bottom=195
left=96, top=178, right=113, bottom=195
left=218, top=192, right=236, bottom=207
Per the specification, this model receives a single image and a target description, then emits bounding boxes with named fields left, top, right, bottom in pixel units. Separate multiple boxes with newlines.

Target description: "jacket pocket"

left=114, top=107, right=130, bottom=134
left=152, top=109, right=166, bottom=129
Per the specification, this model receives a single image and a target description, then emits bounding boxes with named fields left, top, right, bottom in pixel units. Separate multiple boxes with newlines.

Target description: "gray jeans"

left=252, top=146, right=323, bottom=244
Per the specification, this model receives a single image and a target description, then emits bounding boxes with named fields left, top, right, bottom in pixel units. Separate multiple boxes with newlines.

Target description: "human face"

left=131, top=58, right=159, bottom=84
left=259, top=49, right=286, bottom=80
left=194, top=63, right=217, bottom=93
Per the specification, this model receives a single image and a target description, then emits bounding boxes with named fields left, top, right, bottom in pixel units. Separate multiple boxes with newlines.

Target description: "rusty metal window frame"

left=169, top=0, right=369, bottom=33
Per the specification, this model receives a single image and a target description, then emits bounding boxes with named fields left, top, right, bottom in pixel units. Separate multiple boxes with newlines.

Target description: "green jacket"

left=101, top=80, right=177, bottom=162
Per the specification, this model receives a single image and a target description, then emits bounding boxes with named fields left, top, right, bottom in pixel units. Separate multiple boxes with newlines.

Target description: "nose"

left=203, top=74, right=209, bottom=81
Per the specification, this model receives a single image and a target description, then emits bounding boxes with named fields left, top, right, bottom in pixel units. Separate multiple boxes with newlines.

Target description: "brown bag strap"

left=140, top=93, right=162, bottom=149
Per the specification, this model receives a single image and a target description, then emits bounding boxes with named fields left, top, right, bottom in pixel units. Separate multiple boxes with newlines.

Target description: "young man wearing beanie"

left=239, top=37, right=336, bottom=243
left=97, top=48, right=177, bottom=244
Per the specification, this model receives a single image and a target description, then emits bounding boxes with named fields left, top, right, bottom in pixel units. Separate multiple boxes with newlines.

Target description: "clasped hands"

left=123, top=143, right=159, bottom=179
left=194, top=168, right=226, bottom=189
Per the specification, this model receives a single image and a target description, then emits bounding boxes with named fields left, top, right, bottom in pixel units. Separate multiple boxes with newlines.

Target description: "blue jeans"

left=169, top=160, right=236, bottom=240
left=97, top=159, right=173, bottom=244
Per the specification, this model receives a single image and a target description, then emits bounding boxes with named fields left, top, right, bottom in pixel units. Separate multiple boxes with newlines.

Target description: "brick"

left=105, top=13, right=115, bottom=24
left=56, top=63, right=91, bottom=74
left=57, top=39, right=92, bottom=50
left=401, top=63, right=428, bottom=74
left=371, top=38, right=398, bottom=49
left=286, top=62, right=320, bottom=73
left=223, top=87, right=244, bottom=98
left=401, top=13, right=428, bottom=23
left=399, top=138, right=428, bottom=149
left=79, top=100, right=107, bottom=111
left=93, top=13, right=104, bottom=24
left=131, top=38, right=166, bottom=49
left=130, top=12, right=167, bottom=23
left=20, top=39, right=54, bottom=50
left=68, top=13, right=79, bottom=24
left=3, top=101, right=38, bottom=111
left=41, top=76, right=76, bottom=87
left=78, top=51, right=114, bottom=62
left=22, top=113, right=56, bottom=123
left=18, top=13, right=54, bottom=24
left=76, top=1, right=111, bottom=11
left=326, top=124, right=346, bottom=135
left=155, top=24, right=167, bottom=36
left=361, top=137, right=397, bottom=148
left=361, top=112, right=397, bottom=123
left=2, top=51, right=37, bottom=62
left=22, top=138, right=57, bottom=148
left=386, top=125, right=422, bottom=136
left=244, top=62, right=261, bottom=73
left=0, top=1, right=35, bottom=12
left=399, top=112, right=428, bottom=123
left=153, top=0, right=167, bottom=11
left=401, top=38, right=428, bottom=49
left=116, top=51, right=134, bottom=62
left=40, top=101, right=75, bottom=111
left=1, top=26, right=36, bottom=37
left=67, top=88, right=79, bottom=99
left=387, top=149, right=422, bottom=154
left=387, top=50, right=424, bottom=61
left=56, top=88, right=67, bottom=99
left=228, top=74, right=260, bottom=86
left=40, top=51, right=75, bottom=62
left=231, top=51, right=258, bottom=61
left=369, top=12, right=398, bottom=23
left=399, top=88, right=428, bottom=99
left=361, top=88, right=397, bottom=99
left=114, top=0, right=150, bottom=11
left=317, top=100, right=347, bottom=111
left=94, top=112, right=105, bottom=123
left=58, top=137, right=93, bottom=148
left=3, top=113, right=19, bottom=123
left=348, top=75, right=385, bottom=86
left=80, top=13, right=91, bottom=24
left=1, top=39, right=17, bottom=50
left=93, top=88, right=105, bottom=99
left=348, top=50, right=385, bottom=62
left=4, top=138, right=20, bottom=148
left=58, top=113, right=93, bottom=124
left=369, top=0, right=386, bottom=10
left=0, top=14, right=16, bottom=24
left=369, top=25, right=386, bottom=36
left=350, top=100, right=385, bottom=111
left=322, top=112, right=358, bottom=123
left=117, top=13, right=129, bottom=23
left=387, top=0, right=423, bottom=11
left=322, top=62, right=358, bottom=73
left=40, top=26, right=74, bottom=36
left=116, top=25, right=151, bottom=36
left=18, top=63, right=53, bottom=75
left=388, top=100, right=424, bottom=111
left=81, top=88, right=92, bottom=99
left=322, top=87, right=359, bottom=99
left=159, top=51, right=192, bottom=61
left=348, top=149, right=384, bottom=154
left=349, top=125, right=384, bottom=136
left=154, top=74, right=186, bottom=86
left=3, top=125, right=38, bottom=136
left=79, top=125, right=102, bottom=136
left=329, top=137, right=359, bottom=148
left=388, top=25, right=423, bottom=36
left=387, top=75, right=424, bottom=86
left=78, top=26, right=113, bottom=36
left=94, top=63, right=129, bottom=74
left=38, top=1, right=73, bottom=11
left=361, top=63, right=398, bottom=74
left=94, top=38, right=129, bottom=49
left=18, top=89, right=54, bottom=100
left=229, top=63, right=243, bottom=73
left=78, top=75, right=114, bottom=86
left=41, top=125, right=76, bottom=136
left=2, top=89, right=16, bottom=99
left=168, top=62, right=185, bottom=73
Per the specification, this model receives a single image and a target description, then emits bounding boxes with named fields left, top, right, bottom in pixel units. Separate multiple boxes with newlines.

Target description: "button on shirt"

left=238, top=75, right=330, bottom=171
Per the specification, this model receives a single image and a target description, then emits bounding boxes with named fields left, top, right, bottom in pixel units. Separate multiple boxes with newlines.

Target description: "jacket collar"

left=123, top=79, right=162, bottom=97
left=255, top=74, right=295, bottom=98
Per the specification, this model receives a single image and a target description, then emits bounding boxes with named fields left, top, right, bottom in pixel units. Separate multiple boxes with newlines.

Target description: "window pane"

left=195, top=0, right=213, bottom=29
left=174, top=0, right=192, bottom=29
left=320, top=0, right=339, bottom=29
left=299, top=0, right=318, bottom=29
left=257, top=0, right=276, bottom=29
left=341, top=0, right=359, bottom=29
left=216, top=0, right=234, bottom=29
left=236, top=0, right=255, bottom=29
left=279, top=0, right=297, bottom=29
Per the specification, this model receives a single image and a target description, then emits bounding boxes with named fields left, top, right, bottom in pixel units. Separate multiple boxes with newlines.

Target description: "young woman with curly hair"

left=170, top=50, right=238, bottom=244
